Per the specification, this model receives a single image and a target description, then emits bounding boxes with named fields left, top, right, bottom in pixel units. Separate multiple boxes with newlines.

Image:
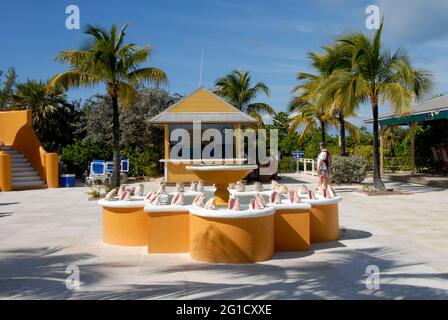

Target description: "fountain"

left=185, top=164, right=258, bottom=206
left=98, top=164, right=342, bottom=263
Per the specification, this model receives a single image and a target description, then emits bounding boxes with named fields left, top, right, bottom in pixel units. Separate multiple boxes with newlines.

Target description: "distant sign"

left=292, top=150, right=304, bottom=159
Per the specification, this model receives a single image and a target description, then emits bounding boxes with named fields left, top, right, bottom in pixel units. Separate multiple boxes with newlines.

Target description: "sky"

left=1, top=0, right=448, bottom=128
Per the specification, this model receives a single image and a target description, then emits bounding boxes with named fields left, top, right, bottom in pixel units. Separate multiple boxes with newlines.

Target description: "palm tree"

left=213, top=70, right=275, bottom=126
left=0, top=67, right=16, bottom=110
left=289, top=52, right=359, bottom=147
left=11, top=80, right=77, bottom=151
left=49, top=24, right=167, bottom=187
left=322, top=20, right=434, bottom=190
left=288, top=96, right=359, bottom=145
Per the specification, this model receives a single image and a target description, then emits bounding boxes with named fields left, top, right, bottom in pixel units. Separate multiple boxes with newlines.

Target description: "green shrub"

left=279, top=156, right=295, bottom=173
left=60, top=140, right=113, bottom=177
left=120, top=147, right=163, bottom=178
left=330, top=155, right=368, bottom=184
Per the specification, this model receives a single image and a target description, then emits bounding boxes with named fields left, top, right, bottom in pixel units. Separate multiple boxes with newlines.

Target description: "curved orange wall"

left=190, top=214, right=274, bottom=263
left=0, top=110, right=59, bottom=190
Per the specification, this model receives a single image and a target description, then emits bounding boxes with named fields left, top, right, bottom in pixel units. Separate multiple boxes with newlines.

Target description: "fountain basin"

left=144, top=204, right=190, bottom=253
left=99, top=199, right=148, bottom=246
left=189, top=206, right=275, bottom=263
left=186, top=164, right=258, bottom=206
left=269, top=201, right=312, bottom=251
left=302, top=196, right=342, bottom=243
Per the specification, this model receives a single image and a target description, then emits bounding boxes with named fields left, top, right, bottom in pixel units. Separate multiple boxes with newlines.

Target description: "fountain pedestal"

left=185, top=164, right=258, bottom=206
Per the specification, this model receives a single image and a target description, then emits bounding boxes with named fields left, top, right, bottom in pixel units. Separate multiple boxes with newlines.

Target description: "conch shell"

left=254, top=182, right=264, bottom=192
left=204, top=197, right=216, bottom=210
left=175, top=182, right=184, bottom=192
left=118, top=185, right=126, bottom=197
left=235, top=181, right=245, bottom=192
left=299, top=184, right=309, bottom=195
left=134, top=184, right=144, bottom=196
left=255, top=192, right=265, bottom=207
left=192, top=193, right=205, bottom=207
left=271, top=180, right=279, bottom=190
left=277, top=184, right=289, bottom=194
left=119, top=191, right=131, bottom=201
left=105, top=188, right=117, bottom=201
left=190, top=181, right=198, bottom=192
left=228, top=197, right=240, bottom=211
left=328, top=186, right=336, bottom=198
left=308, top=190, right=316, bottom=200
left=171, top=192, right=184, bottom=205
left=270, top=191, right=281, bottom=204
left=289, top=190, right=300, bottom=203
left=158, top=182, right=167, bottom=193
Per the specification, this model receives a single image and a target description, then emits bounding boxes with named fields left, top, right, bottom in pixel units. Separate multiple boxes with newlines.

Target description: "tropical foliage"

left=0, top=67, right=16, bottom=110
left=50, top=24, right=167, bottom=187
left=289, top=51, right=360, bottom=153
left=319, top=20, right=434, bottom=190
left=214, top=70, right=275, bottom=126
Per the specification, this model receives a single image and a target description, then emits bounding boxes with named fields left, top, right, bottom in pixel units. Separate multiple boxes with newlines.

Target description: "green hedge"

left=60, top=140, right=113, bottom=177
left=330, top=155, right=368, bottom=184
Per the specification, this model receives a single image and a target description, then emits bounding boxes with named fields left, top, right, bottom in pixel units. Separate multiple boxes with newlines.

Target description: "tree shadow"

left=0, top=212, right=12, bottom=218
left=0, top=202, right=20, bottom=206
left=1, top=244, right=447, bottom=300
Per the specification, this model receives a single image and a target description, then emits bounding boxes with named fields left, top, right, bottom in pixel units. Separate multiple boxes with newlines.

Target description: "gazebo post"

left=410, top=122, right=417, bottom=175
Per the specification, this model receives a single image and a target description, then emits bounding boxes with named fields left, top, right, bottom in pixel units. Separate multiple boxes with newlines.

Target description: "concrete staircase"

left=0, top=145, right=45, bottom=190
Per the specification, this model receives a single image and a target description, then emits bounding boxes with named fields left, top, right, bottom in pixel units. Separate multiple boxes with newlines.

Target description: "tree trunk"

left=320, top=120, right=326, bottom=143
left=338, top=113, right=346, bottom=156
left=372, top=102, right=386, bottom=191
left=111, top=94, right=121, bottom=188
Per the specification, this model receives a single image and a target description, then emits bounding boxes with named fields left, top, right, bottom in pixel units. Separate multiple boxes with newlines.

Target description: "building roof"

left=364, top=95, right=448, bottom=126
left=148, top=87, right=257, bottom=124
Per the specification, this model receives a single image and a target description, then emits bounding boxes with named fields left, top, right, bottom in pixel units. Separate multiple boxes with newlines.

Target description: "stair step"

left=12, top=171, right=40, bottom=177
left=10, top=154, right=26, bottom=159
left=12, top=167, right=35, bottom=173
left=11, top=158, right=28, bottom=163
left=12, top=176, right=42, bottom=183
left=12, top=181, right=46, bottom=189
left=11, top=163, right=33, bottom=168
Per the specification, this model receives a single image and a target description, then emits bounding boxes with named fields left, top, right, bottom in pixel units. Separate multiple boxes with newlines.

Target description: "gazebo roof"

left=364, top=95, right=448, bottom=126
left=148, top=87, right=257, bottom=124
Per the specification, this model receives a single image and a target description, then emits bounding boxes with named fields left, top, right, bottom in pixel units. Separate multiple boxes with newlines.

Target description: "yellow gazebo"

left=149, top=87, right=257, bottom=183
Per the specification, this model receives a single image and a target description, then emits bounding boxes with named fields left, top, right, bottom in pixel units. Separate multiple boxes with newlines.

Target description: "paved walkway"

left=0, top=174, right=447, bottom=299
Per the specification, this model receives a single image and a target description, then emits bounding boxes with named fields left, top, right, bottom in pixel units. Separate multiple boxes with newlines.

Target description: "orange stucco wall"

left=0, top=110, right=59, bottom=190
left=102, top=207, right=148, bottom=246
left=147, top=211, right=190, bottom=253
left=274, top=209, right=310, bottom=251
left=189, top=214, right=274, bottom=263
left=309, top=204, right=339, bottom=243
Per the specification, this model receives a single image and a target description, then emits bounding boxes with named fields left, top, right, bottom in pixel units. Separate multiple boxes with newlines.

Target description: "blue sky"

left=1, top=0, right=448, bottom=127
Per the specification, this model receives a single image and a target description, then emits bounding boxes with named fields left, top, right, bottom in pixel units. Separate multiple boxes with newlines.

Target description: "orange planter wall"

left=0, top=110, right=59, bottom=189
